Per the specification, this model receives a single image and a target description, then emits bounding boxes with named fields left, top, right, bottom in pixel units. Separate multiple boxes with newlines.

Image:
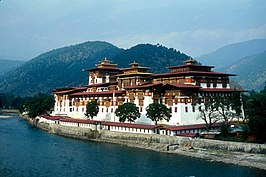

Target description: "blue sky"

left=1, top=0, right=266, bottom=60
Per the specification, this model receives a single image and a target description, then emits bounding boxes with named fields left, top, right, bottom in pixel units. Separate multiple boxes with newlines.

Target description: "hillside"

left=112, top=44, right=189, bottom=73
left=225, top=51, right=266, bottom=91
left=0, top=42, right=189, bottom=97
left=0, top=59, right=26, bottom=76
left=0, top=41, right=123, bottom=97
left=198, top=39, right=266, bottom=69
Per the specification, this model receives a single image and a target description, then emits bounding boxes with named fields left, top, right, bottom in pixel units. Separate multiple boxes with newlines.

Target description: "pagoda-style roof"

left=83, top=58, right=121, bottom=72
left=167, top=58, right=214, bottom=72
left=116, top=61, right=151, bottom=77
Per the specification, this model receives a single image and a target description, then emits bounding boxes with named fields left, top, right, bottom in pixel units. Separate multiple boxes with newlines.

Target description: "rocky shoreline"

left=19, top=114, right=266, bottom=171
left=92, top=136, right=266, bottom=171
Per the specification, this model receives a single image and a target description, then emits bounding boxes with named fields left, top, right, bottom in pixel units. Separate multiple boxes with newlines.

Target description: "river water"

left=0, top=115, right=265, bottom=177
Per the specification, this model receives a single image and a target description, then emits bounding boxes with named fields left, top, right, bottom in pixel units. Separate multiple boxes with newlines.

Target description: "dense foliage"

left=198, top=93, right=242, bottom=131
left=0, top=41, right=123, bottom=97
left=115, top=103, right=140, bottom=123
left=112, top=44, right=189, bottom=74
left=245, top=87, right=266, bottom=142
left=20, top=94, right=54, bottom=118
left=84, top=101, right=99, bottom=119
left=146, top=103, right=171, bottom=125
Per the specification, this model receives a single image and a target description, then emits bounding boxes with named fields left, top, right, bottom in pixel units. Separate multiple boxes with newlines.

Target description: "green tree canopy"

left=146, top=103, right=171, bottom=125
left=246, top=86, right=266, bottom=141
left=21, top=93, right=54, bottom=118
left=84, top=101, right=99, bottom=119
left=115, top=102, right=140, bottom=123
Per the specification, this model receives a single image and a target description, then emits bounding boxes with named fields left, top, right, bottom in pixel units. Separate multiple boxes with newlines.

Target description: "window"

left=192, top=106, right=195, bottom=112
left=185, top=107, right=188, bottom=112
left=70, top=108, right=72, bottom=112
left=175, top=107, right=178, bottom=112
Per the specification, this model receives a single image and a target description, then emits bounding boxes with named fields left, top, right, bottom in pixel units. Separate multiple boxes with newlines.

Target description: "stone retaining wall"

left=35, top=121, right=266, bottom=154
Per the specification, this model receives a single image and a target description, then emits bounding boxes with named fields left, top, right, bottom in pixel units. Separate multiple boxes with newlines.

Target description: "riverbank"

left=0, top=109, right=21, bottom=118
left=22, top=115, right=266, bottom=171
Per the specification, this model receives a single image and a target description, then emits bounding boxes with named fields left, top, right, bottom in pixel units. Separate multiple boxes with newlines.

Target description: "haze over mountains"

left=0, top=59, right=25, bottom=76
left=197, top=39, right=266, bottom=91
left=198, top=39, right=266, bottom=70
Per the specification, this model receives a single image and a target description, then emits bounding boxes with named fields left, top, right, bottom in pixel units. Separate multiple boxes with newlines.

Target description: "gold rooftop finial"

left=185, top=57, right=197, bottom=65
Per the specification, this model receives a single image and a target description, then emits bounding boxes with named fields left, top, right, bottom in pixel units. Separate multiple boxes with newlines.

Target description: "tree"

left=85, top=101, right=99, bottom=119
left=146, top=103, right=171, bottom=125
left=21, top=94, right=54, bottom=118
left=245, top=87, right=266, bottom=141
left=198, top=96, right=221, bottom=131
left=115, top=103, right=140, bottom=123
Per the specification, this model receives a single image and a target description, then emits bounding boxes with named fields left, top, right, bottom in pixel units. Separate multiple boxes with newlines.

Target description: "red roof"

left=100, top=121, right=161, bottom=129
left=53, top=87, right=87, bottom=94
left=84, top=67, right=121, bottom=71
left=124, top=83, right=162, bottom=89
left=165, top=123, right=221, bottom=131
left=88, top=82, right=117, bottom=88
left=69, top=90, right=125, bottom=96
left=168, top=64, right=214, bottom=70
left=165, top=83, right=201, bottom=89
left=39, top=114, right=67, bottom=120
left=60, top=118, right=161, bottom=129
left=175, top=133, right=198, bottom=137
left=152, top=71, right=236, bottom=78
left=61, top=118, right=96, bottom=124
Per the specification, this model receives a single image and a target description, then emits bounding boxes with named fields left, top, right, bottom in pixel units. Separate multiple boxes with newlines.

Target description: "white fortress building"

left=52, top=58, right=239, bottom=126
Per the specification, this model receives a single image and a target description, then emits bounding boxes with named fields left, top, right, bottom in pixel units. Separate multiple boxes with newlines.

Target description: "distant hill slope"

left=198, top=39, right=266, bottom=69
left=225, top=51, right=266, bottom=91
left=0, top=42, right=189, bottom=97
left=0, top=59, right=26, bottom=76
left=112, top=44, right=189, bottom=73
left=0, top=41, right=123, bottom=97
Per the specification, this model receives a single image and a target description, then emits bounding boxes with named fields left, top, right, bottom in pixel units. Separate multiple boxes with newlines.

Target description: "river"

left=0, top=115, right=265, bottom=177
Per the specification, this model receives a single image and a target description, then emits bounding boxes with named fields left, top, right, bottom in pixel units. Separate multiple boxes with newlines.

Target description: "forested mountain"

left=198, top=39, right=266, bottom=69
left=0, top=42, right=189, bottom=97
left=112, top=44, right=189, bottom=74
left=0, top=59, right=26, bottom=76
left=225, top=51, right=266, bottom=91
left=0, top=41, right=123, bottom=97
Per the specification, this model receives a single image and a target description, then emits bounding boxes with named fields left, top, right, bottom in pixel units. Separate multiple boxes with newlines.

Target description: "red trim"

left=199, top=88, right=247, bottom=92
left=165, top=123, right=221, bottom=131
left=69, top=90, right=125, bottom=96
left=53, top=87, right=87, bottom=94
left=175, top=133, right=198, bottom=137
left=124, top=83, right=163, bottom=89
left=168, top=64, right=214, bottom=69
left=84, top=67, right=121, bottom=71
left=152, top=71, right=236, bottom=78
left=39, top=114, right=67, bottom=120
left=165, top=83, right=201, bottom=89
left=88, top=82, right=117, bottom=88
left=60, top=118, right=161, bottom=129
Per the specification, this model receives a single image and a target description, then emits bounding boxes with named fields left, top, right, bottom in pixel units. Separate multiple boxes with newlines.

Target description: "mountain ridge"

left=198, top=39, right=266, bottom=69
left=0, top=41, right=189, bottom=97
